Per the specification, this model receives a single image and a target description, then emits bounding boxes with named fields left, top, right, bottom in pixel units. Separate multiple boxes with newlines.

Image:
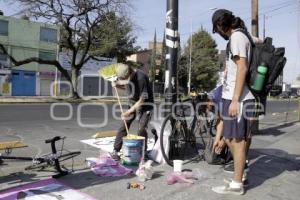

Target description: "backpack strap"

left=226, top=28, right=255, bottom=63
left=226, top=29, right=260, bottom=101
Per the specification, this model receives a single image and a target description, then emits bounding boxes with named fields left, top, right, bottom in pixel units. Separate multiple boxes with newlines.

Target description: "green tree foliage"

left=178, top=29, right=219, bottom=92
left=89, top=12, right=138, bottom=62
left=1, top=0, right=135, bottom=98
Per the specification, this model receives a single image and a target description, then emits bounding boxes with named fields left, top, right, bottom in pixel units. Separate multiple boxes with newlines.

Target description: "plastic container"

left=251, top=63, right=268, bottom=92
left=122, top=135, right=144, bottom=166
left=173, top=160, right=183, bottom=172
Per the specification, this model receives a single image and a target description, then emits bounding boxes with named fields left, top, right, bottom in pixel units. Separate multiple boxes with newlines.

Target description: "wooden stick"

left=113, top=86, right=129, bottom=135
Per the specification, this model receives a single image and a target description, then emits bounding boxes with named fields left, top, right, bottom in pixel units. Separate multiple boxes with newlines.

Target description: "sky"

left=0, top=0, right=299, bottom=84
left=130, top=0, right=300, bottom=84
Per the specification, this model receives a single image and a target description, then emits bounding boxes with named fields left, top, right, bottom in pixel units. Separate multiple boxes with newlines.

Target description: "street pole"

left=252, top=0, right=260, bottom=134
left=187, top=8, right=217, bottom=96
left=263, top=14, right=266, bottom=39
left=188, top=19, right=192, bottom=96
left=251, top=0, right=259, bottom=37
left=165, top=0, right=179, bottom=113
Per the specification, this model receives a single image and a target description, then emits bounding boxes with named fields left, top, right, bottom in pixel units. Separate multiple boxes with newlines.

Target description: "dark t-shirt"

left=126, top=69, right=154, bottom=111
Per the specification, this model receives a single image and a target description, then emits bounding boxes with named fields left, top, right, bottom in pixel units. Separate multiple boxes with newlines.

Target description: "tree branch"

left=0, top=43, right=71, bottom=83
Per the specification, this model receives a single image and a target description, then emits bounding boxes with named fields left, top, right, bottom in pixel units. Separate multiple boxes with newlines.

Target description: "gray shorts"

left=221, top=99, right=255, bottom=140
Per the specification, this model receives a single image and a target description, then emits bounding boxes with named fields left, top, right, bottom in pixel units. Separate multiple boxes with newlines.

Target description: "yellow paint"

left=2, top=82, right=9, bottom=94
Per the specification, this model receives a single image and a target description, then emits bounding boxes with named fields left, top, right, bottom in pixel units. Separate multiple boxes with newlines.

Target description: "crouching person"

left=111, top=63, right=154, bottom=161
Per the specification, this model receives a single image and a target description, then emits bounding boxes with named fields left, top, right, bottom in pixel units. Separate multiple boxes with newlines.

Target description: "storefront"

left=39, top=71, right=58, bottom=96
left=0, top=69, right=11, bottom=96
left=11, top=70, right=36, bottom=96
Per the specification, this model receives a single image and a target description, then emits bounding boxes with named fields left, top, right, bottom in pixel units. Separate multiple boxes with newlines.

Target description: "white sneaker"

left=212, top=182, right=244, bottom=195
left=223, top=178, right=249, bottom=187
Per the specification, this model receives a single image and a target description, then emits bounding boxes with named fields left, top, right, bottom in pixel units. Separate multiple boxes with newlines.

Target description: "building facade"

left=0, top=14, right=59, bottom=96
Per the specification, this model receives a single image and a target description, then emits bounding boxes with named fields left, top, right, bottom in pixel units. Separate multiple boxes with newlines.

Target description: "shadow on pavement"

left=256, top=121, right=298, bottom=136
left=58, top=170, right=135, bottom=190
left=0, top=172, right=39, bottom=186
left=248, top=148, right=300, bottom=190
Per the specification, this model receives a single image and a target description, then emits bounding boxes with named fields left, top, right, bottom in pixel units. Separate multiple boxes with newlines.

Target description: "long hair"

left=213, top=13, right=246, bottom=33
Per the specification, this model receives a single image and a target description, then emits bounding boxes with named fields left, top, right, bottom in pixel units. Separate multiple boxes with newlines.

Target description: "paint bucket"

left=122, top=135, right=144, bottom=166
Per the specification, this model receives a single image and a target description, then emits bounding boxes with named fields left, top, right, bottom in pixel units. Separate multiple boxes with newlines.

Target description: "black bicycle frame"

left=0, top=136, right=69, bottom=178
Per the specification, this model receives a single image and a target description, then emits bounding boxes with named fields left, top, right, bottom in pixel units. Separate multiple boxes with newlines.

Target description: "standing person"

left=211, top=9, right=257, bottom=195
left=111, top=63, right=154, bottom=161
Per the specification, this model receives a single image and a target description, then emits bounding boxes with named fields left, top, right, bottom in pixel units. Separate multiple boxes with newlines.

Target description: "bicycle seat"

left=45, top=136, right=62, bottom=144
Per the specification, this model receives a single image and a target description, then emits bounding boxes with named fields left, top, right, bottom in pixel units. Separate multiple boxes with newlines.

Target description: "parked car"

left=289, top=93, right=298, bottom=99
left=279, top=92, right=290, bottom=99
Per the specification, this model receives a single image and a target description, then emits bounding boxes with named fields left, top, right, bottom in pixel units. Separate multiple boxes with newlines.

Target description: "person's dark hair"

left=212, top=10, right=246, bottom=33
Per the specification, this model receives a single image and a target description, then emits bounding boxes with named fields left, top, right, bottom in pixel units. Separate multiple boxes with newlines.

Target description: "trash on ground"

left=166, top=171, right=197, bottom=185
left=192, top=168, right=215, bottom=180
left=127, top=182, right=145, bottom=190
left=173, top=160, right=183, bottom=172
left=86, top=154, right=133, bottom=177
left=136, top=160, right=153, bottom=182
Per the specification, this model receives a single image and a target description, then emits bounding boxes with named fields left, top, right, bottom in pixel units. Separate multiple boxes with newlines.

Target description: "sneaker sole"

left=212, top=186, right=244, bottom=195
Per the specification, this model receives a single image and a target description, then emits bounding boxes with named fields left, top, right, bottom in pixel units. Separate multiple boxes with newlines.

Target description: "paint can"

left=122, top=135, right=144, bottom=165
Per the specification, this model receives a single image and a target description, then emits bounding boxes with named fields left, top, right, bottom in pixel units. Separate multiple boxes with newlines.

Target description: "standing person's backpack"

left=227, top=29, right=287, bottom=101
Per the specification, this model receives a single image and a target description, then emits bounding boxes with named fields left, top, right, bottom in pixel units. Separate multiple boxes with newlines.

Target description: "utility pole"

left=188, top=19, right=192, bottom=96
left=263, top=14, right=266, bottom=39
left=252, top=0, right=260, bottom=134
left=251, top=0, right=259, bottom=37
left=165, top=0, right=179, bottom=113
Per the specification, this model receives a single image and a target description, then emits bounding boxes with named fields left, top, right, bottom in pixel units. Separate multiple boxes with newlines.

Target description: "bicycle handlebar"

left=44, top=136, right=68, bottom=178
left=45, top=136, right=66, bottom=144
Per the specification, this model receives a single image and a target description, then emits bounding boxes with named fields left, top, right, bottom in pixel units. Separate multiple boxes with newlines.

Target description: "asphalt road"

left=0, top=100, right=299, bottom=199
left=0, top=100, right=298, bottom=123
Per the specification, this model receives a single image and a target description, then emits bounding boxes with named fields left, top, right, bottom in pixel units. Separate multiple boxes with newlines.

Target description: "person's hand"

left=111, top=81, right=117, bottom=87
left=121, top=110, right=131, bottom=120
left=213, top=139, right=226, bottom=154
left=228, top=100, right=239, bottom=117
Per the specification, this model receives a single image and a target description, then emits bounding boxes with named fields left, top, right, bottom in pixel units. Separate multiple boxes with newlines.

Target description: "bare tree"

left=0, top=0, right=132, bottom=98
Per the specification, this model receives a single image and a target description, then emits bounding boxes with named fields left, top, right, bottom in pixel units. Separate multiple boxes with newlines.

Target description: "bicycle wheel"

left=160, top=114, right=187, bottom=166
left=25, top=151, right=81, bottom=171
left=24, top=158, right=48, bottom=171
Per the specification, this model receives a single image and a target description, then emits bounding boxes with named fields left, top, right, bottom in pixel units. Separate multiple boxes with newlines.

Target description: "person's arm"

left=122, top=78, right=149, bottom=118
left=213, top=116, right=226, bottom=154
left=229, top=56, right=247, bottom=117
left=128, top=96, right=145, bottom=113
left=228, top=33, right=249, bottom=117
left=112, top=80, right=126, bottom=90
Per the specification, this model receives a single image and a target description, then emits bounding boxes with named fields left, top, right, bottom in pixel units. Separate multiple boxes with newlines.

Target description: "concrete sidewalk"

left=0, top=121, right=299, bottom=199
left=0, top=96, right=120, bottom=103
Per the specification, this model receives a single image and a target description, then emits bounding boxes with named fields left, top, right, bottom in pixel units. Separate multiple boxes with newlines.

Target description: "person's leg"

left=212, top=99, right=245, bottom=195
left=231, top=139, right=246, bottom=183
left=137, top=110, right=152, bottom=152
left=113, top=112, right=136, bottom=152
left=245, top=137, right=251, bottom=158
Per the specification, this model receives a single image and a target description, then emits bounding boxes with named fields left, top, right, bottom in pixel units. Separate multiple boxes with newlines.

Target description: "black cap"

left=212, top=9, right=232, bottom=33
